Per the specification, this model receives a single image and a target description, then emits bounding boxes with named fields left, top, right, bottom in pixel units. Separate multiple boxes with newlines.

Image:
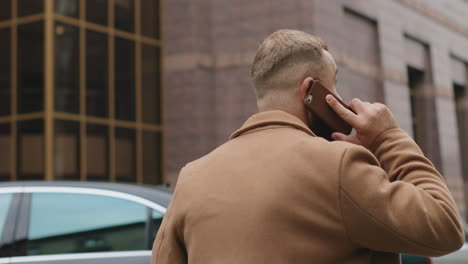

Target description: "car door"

left=9, top=187, right=165, bottom=264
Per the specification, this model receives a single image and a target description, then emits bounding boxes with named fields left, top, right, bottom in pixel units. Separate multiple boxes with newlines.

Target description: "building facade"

left=0, top=0, right=467, bottom=218
left=163, top=0, right=468, bottom=218
left=0, top=0, right=163, bottom=185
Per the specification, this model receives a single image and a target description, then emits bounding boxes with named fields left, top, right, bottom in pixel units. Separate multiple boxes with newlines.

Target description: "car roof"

left=0, top=181, right=173, bottom=208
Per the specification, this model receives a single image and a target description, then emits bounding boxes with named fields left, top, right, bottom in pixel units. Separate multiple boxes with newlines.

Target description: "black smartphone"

left=303, top=80, right=354, bottom=140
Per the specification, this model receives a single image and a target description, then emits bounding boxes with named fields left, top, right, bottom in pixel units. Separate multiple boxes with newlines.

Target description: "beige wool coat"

left=152, top=110, right=464, bottom=264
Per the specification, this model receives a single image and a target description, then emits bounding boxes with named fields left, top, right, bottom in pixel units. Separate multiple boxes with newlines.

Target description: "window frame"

left=3, top=186, right=165, bottom=261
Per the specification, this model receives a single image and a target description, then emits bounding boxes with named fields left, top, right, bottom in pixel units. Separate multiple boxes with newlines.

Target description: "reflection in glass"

left=55, top=121, right=80, bottom=180
left=115, top=37, right=135, bottom=121
left=18, top=22, right=44, bottom=113
left=18, top=0, right=43, bottom=17
left=55, top=23, right=79, bottom=113
left=0, top=0, right=11, bottom=21
left=0, top=124, right=10, bottom=181
left=55, top=0, right=79, bottom=18
left=115, top=0, right=134, bottom=32
left=115, top=127, right=135, bottom=182
left=17, top=120, right=44, bottom=180
left=141, top=0, right=160, bottom=39
left=27, top=193, right=146, bottom=255
left=142, top=45, right=161, bottom=124
left=0, top=194, right=12, bottom=231
left=86, top=30, right=108, bottom=117
left=0, top=28, right=10, bottom=116
left=86, top=124, right=108, bottom=181
left=86, top=0, right=108, bottom=26
left=143, top=131, right=161, bottom=185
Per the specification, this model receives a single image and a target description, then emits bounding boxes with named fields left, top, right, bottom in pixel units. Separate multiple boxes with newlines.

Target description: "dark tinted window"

left=0, top=124, right=11, bottom=181
left=55, top=121, right=80, bottom=180
left=86, top=124, right=108, bottom=181
left=55, top=0, right=79, bottom=18
left=18, top=0, right=43, bottom=17
left=86, top=0, right=108, bottom=25
left=143, top=131, right=161, bottom=185
left=0, top=28, right=10, bottom=116
left=0, top=194, right=13, bottom=237
left=142, top=45, right=160, bottom=124
left=115, top=37, right=135, bottom=121
left=17, top=120, right=44, bottom=180
left=115, top=127, right=135, bottom=182
left=18, top=22, right=44, bottom=113
left=25, top=193, right=148, bottom=255
left=141, top=0, right=160, bottom=39
left=55, top=23, right=80, bottom=113
left=86, top=30, right=108, bottom=117
left=0, top=0, right=11, bottom=21
left=114, top=0, right=134, bottom=32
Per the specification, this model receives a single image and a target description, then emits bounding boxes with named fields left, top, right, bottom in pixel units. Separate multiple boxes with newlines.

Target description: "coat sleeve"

left=339, top=128, right=464, bottom=257
left=151, top=172, right=187, bottom=264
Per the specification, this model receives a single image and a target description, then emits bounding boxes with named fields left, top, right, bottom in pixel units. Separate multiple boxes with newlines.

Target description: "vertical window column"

left=404, top=36, right=443, bottom=170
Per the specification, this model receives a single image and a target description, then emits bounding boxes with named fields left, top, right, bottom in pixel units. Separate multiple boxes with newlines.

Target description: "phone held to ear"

left=303, top=80, right=355, bottom=141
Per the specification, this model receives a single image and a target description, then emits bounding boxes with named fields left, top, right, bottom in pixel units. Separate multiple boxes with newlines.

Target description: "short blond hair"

left=251, top=29, right=328, bottom=99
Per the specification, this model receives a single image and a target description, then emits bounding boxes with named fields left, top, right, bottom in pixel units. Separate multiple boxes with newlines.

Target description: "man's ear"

left=300, top=77, right=314, bottom=99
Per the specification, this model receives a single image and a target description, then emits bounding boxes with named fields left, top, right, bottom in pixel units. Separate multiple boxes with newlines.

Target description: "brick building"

left=163, top=0, right=468, bottom=218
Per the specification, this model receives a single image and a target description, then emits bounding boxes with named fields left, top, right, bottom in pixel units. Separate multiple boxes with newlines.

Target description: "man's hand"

left=326, top=95, right=399, bottom=149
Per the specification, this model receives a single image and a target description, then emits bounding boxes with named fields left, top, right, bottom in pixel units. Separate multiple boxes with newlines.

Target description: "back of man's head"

left=251, top=30, right=328, bottom=107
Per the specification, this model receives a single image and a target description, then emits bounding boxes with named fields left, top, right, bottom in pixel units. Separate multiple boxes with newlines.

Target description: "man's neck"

left=257, top=105, right=309, bottom=127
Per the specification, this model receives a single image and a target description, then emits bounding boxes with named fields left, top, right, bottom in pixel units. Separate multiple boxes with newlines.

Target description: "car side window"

left=25, top=193, right=147, bottom=256
left=151, top=210, right=164, bottom=240
left=0, top=194, right=13, bottom=238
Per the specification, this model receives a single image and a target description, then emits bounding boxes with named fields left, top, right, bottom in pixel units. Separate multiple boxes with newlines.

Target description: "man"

left=152, top=29, right=464, bottom=263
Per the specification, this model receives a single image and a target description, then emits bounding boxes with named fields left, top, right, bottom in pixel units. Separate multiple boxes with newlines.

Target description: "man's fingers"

left=350, top=98, right=366, bottom=114
left=331, top=133, right=361, bottom=145
left=326, top=95, right=358, bottom=125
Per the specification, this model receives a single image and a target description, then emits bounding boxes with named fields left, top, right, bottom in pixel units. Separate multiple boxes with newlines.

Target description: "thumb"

left=331, top=133, right=361, bottom=145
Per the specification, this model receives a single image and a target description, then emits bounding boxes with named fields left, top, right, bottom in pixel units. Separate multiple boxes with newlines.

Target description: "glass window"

left=142, top=45, right=161, bottom=124
left=18, top=22, right=44, bottom=114
left=86, top=30, right=108, bottom=117
left=55, top=0, right=79, bottom=18
left=454, top=83, right=468, bottom=182
left=150, top=210, right=164, bottom=242
left=115, top=127, right=135, bottom=182
left=0, top=28, right=10, bottom=116
left=114, top=0, right=134, bottom=32
left=0, top=124, right=11, bottom=181
left=55, top=121, right=80, bottom=180
left=143, top=131, right=161, bottom=185
left=25, top=193, right=147, bottom=256
left=86, top=124, right=108, bottom=181
left=0, top=194, right=13, bottom=237
left=141, top=0, right=160, bottom=39
left=18, top=0, right=43, bottom=17
left=0, top=0, right=11, bottom=21
left=115, top=37, right=135, bottom=121
left=407, top=66, right=424, bottom=141
left=55, top=23, right=80, bottom=113
left=86, top=0, right=108, bottom=26
left=17, top=120, right=44, bottom=180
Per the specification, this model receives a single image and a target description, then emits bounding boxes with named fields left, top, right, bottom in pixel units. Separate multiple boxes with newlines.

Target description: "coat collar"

left=230, top=110, right=316, bottom=140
